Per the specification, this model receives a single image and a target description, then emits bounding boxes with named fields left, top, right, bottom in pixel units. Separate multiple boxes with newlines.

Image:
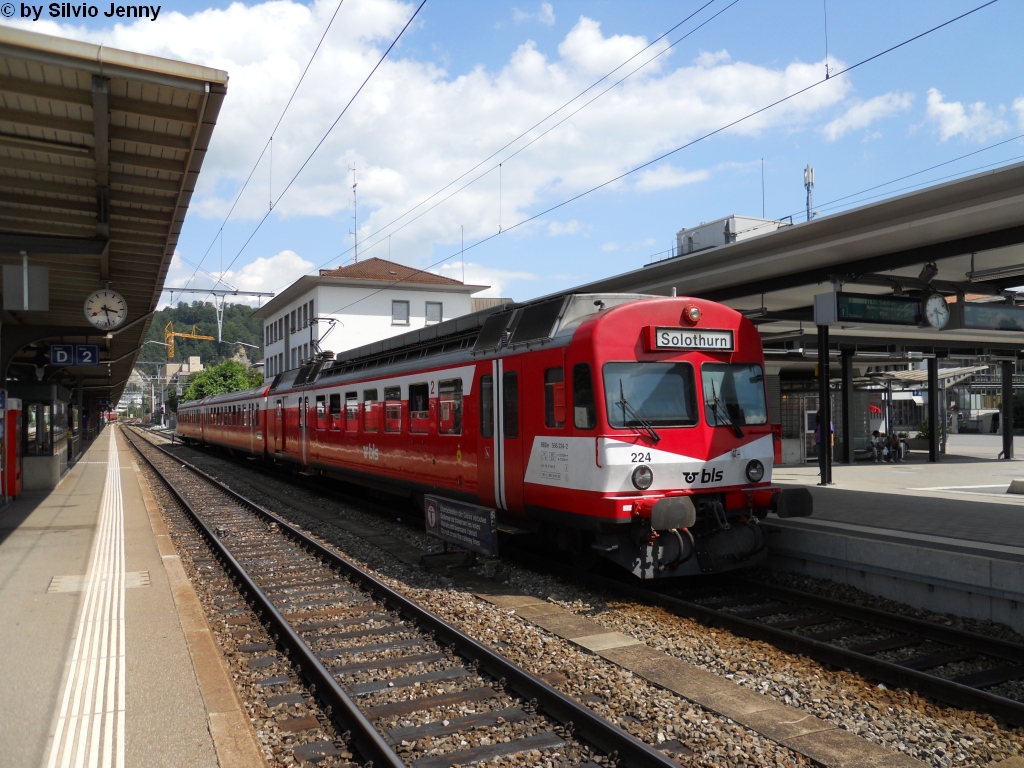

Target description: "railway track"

left=123, top=427, right=681, bottom=768
left=144, top=426, right=1024, bottom=728
left=511, top=550, right=1024, bottom=727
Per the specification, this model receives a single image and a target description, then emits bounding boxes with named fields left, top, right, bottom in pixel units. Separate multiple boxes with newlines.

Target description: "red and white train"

left=177, top=293, right=811, bottom=578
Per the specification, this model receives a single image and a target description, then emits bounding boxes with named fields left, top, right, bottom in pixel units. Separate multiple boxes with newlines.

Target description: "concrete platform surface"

left=0, top=427, right=249, bottom=768
left=768, top=434, right=1024, bottom=632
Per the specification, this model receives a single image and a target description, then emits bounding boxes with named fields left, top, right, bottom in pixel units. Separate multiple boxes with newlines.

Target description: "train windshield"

left=603, top=362, right=698, bottom=428
left=701, top=363, right=768, bottom=427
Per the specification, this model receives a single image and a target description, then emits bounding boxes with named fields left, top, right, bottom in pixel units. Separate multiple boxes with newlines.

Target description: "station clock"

left=923, top=293, right=950, bottom=330
left=84, top=288, right=128, bottom=330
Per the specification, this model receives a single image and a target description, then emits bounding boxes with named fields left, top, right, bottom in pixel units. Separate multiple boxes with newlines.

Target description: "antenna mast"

left=804, top=164, right=815, bottom=222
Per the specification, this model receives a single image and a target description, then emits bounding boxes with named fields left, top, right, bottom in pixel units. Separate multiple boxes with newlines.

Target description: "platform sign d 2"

left=74, top=345, right=99, bottom=366
left=50, top=344, right=100, bottom=367
left=50, top=344, right=74, bottom=366
left=424, top=495, right=498, bottom=557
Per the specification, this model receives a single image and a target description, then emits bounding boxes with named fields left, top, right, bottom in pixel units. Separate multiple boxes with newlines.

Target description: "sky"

left=5, top=0, right=1024, bottom=309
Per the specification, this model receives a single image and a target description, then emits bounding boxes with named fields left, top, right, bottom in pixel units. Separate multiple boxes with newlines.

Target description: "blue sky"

left=7, top=0, right=1023, bottom=305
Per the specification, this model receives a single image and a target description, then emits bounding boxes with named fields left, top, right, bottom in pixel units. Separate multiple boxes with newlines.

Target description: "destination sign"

left=815, top=292, right=921, bottom=326
left=649, top=327, right=734, bottom=352
left=960, top=303, right=1024, bottom=332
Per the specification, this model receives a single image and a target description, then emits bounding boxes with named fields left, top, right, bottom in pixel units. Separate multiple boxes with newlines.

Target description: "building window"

left=392, top=300, right=410, bottom=326
left=308, top=299, right=314, bottom=325
left=302, top=303, right=308, bottom=328
left=425, top=301, right=442, bottom=325
left=291, top=310, right=297, bottom=332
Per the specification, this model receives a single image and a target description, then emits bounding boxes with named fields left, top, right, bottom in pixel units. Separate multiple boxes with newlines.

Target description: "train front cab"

left=516, top=297, right=811, bottom=578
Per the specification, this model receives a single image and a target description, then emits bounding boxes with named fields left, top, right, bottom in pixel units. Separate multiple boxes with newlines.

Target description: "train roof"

left=179, top=383, right=270, bottom=410
left=268, top=293, right=651, bottom=393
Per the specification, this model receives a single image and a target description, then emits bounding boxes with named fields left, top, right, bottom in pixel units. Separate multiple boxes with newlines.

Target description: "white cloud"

left=547, top=219, right=582, bottom=235
left=821, top=91, right=913, bottom=141
left=432, top=261, right=537, bottom=297
left=1014, top=96, right=1024, bottom=129
left=634, top=164, right=710, bottom=192
left=925, top=88, right=1009, bottom=142
left=513, top=3, right=555, bottom=25
left=601, top=242, right=619, bottom=252
left=694, top=49, right=730, bottom=68
left=23, top=1, right=850, bottom=276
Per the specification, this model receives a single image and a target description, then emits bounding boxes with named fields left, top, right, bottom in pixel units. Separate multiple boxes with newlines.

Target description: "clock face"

left=924, top=294, right=950, bottom=330
left=84, top=289, right=128, bottom=329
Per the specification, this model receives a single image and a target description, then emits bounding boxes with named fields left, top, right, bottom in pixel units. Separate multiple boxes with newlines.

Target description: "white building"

left=675, top=215, right=786, bottom=257
left=253, top=257, right=488, bottom=377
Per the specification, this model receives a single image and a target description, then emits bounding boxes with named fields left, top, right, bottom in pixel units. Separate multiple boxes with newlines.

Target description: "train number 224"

left=630, top=452, right=652, bottom=463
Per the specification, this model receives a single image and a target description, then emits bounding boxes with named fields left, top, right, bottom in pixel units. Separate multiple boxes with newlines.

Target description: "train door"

left=274, top=398, right=283, bottom=453
left=497, top=357, right=525, bottom=512
left=477, top=370, right=496, bottom=507
left=299, top=395, right=310, bottom=466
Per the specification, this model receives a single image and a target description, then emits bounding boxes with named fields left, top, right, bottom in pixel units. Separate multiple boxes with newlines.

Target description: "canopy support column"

left=928, top=357, right=939, bottom=463
left=817, top=325, right=831, bottom=485
left=840, top=349, right=853, bottom=464
left=1001, top=361, right=1014, bottom=460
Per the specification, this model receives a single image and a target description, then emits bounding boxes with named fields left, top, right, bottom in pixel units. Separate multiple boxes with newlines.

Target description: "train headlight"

left=745, top=459, right=765, bottom=483
left=686, top=305, right=701, bottom=323
left=631, top=464, right=654, bottom=490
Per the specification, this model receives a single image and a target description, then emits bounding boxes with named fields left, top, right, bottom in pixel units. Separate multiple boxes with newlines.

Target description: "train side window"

left=409, top=383, right=429, bottom=434
left=502, top=371, right=518, bottom=439
left=316, top=395, right=326, bottom=430
left=384, top=386, right=402, bottom=433
left=438, top=379, right=463, bottom=435
left=573, top=363, right=596, bottom=429
left=544, top=367, right=566, bottom=428
left=480, top=374, right=493, bottom=438
left=345, top=393, right=359, bottom=431
left=329, top=393, right=341, bottom=430
left=363, top=389, right=379, bottom=432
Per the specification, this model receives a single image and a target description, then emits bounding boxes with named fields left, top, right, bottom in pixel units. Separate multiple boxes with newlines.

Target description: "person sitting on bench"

left=886, top=431, right=905, bottom=463
left=870, top=430, right=886, bottom=462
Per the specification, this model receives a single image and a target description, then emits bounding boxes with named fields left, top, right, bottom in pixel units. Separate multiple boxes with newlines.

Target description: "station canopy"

left=0, top=26, right=227, bottom=405
left=572, top=160, right=1024, bottom=362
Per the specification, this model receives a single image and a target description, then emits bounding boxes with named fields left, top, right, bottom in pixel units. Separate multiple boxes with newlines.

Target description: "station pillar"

left=927, top=357, right=939, bottom=462
left=840, top=349, right=854, bottom=464
left=1001, top=361, right=1014, bottom=460
left=817, top=325, right=832, bottom=485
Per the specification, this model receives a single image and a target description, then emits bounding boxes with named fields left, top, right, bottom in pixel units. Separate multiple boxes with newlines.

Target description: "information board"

left=50, top=344, right=101, bottom=367
left=424, top=495, right=498, bottom=557
left=814, top=292, right=921, bottom=326
left=960, top=303, right=1024, bottom=332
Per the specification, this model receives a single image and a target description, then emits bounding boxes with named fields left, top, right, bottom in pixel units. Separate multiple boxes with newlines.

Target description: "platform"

left=0, top=427, right=261, bottom=768
left=767, top=434, right=1024, bottom=634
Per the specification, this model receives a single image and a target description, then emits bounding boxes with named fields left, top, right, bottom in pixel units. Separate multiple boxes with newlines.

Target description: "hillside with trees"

left=138, top=301, right=264, bottom=366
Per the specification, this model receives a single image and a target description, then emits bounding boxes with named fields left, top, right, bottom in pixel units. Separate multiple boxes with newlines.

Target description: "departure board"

left=814, top=292, right=922, bottom=325
left=961, top=303, right=1024, bottom=332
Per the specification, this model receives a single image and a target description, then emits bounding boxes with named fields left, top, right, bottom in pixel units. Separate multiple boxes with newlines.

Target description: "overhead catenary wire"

left=298, top=0, right=728, bottom=282
left=178, top=0, right=349, bottom=293
left=318, top=0, right=999, bottom=320
left=198, top=0, right=428, bottom=303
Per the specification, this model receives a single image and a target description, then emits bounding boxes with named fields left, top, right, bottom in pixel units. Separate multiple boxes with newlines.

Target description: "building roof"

left=0, top=26, right=228, bottom=405
left=253, top=258, right=488, bottom=319
left=320, top=257, right=465, bottom=285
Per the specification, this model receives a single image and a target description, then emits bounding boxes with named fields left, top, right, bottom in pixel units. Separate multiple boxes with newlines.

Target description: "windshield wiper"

left=708, top=381, right=744, bottom=438
left=618, top=380, right=661, bottom=443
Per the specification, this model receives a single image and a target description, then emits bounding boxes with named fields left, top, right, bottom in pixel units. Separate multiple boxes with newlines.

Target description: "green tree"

left=181, top=360, right=264, bottom=402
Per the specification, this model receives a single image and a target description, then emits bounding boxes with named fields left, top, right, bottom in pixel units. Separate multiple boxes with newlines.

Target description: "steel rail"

left=122, top=428, right=407, bottom=768
left=740, top=579, right=1024, bottom=663
left=126, top=427, right=680, bottom=768
left=507, top=547, right=1024, bottom=727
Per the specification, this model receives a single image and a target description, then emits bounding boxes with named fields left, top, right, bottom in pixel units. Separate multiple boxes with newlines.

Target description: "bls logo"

left=682, top=467, right=723, bottom=484
left=362, top=443, right=379, bottom=460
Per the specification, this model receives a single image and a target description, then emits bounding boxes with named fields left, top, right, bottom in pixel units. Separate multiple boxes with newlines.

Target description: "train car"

left=179, top=294, right=811, bottom=578
left=179, top=384, right=270, bottom=456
